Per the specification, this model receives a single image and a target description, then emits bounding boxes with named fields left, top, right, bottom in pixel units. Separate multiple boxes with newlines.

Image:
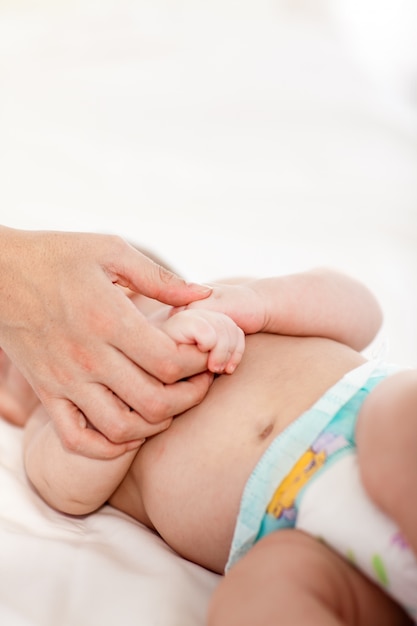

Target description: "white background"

left=1, top=0, right=416, bottom=365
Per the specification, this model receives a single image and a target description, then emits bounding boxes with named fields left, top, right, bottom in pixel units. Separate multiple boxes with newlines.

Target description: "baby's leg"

left=208, top=530, right=409, bottom=626
left=356, top=369, right=417, bottom=556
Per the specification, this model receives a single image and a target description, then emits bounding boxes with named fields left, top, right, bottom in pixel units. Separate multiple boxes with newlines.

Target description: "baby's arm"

left=184, top=269, right=383, bottom=351
left=24, top=405, right=144, bottom=515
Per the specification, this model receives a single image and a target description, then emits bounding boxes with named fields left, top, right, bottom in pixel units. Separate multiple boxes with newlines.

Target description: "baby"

left=2, top=265, right=416, bottom=625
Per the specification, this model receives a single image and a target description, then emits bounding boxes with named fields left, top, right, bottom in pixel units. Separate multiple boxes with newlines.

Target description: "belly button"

left=258, top=423, right=274, bottom=440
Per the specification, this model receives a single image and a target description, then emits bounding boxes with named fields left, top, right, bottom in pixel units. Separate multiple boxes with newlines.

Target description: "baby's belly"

left=116, top=334, right=365, bottom=573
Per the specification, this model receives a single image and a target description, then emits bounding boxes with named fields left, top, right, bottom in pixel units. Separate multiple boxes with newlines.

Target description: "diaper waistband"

left=226, top=359, right=401, bottom=571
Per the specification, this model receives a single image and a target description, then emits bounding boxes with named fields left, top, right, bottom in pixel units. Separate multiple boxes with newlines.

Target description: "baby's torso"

left=110, top=334, right=365, bottom=573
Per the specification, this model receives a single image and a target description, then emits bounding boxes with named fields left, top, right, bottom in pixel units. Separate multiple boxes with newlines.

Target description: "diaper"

left=298, top=452, right=417, bottom=621
left=226, top=360, right=417, bottom=620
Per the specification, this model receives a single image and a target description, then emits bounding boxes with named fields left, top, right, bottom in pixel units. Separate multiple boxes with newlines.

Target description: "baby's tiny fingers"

left=207, top=322, right=244, bottom=374
left=224, top=328, right=245, bottom=373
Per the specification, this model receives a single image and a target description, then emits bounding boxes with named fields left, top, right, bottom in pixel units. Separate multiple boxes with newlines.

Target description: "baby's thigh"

left=356, top=370, right=417, bottom=552
left=208, top=530, right=410, bottom=626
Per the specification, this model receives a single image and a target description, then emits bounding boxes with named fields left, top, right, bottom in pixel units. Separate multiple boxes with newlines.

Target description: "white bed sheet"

left=0, top=418, right=218, bottom=626
left=0, top=2, right=416, bottom=625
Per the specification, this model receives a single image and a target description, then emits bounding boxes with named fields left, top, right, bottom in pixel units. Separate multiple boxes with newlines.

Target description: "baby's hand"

left=180, top=282, right=266, bottom=335
left=161, top=309, right=245, bottom=374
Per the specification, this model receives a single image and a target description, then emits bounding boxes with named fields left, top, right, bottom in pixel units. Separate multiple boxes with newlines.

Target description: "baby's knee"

left=208, top=531, right=351, bottom=626
left=208, top=530, right=409, bottom=626
left=357, top=370, right=417, bottom=513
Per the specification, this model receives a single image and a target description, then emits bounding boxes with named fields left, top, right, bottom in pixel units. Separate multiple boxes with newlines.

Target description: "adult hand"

left=0, top=226, right=213, bottom=458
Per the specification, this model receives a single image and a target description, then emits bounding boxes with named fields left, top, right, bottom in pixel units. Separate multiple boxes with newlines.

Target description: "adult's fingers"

left=46, top=396, right=169, bottom=460
left=47, top=371, right=213, bottom=458
left=84, top=367, right=214, bottom=433
left=42, top=398, right=134, bottom=459
left=103, top=296, right=211, bottom=383
left=106, top=241, right=212, bottom=306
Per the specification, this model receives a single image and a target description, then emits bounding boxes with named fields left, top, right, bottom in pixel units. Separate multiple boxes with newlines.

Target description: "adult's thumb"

left=111, top=243, right=212, bottom=306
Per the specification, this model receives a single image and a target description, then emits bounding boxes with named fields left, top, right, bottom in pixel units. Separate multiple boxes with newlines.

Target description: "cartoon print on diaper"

left=391, top=530, right=410, bottom=550
left=348, top=549, right=389, bottom=587
left=347, top=530, right=410, bottom=589
left=267, top=431, right=348, bottom=523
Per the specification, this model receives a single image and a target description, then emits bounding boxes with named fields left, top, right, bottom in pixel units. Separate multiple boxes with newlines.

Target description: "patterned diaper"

left=226, top=360, right=417, bottom=622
